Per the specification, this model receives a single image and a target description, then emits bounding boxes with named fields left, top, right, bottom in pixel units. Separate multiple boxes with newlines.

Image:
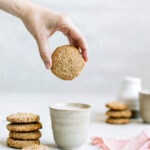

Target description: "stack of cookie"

left=6, top=113, right=42, bottom=149
left=105, top=101, right=132, bottom=124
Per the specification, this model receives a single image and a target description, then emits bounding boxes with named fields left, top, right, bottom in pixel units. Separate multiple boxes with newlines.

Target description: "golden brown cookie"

left=51, top=45, right=86, bottom=80
left=7, top=113, right=40, bottom=123
left=7, top=137, right=40, bottom=149
left=9, top=131, right=41, bottom=140
left=106, top=109, right=132, bottom=118
left=7, top=122, right=42, bottom=132
left=22, top=144, right=49, bottom=150
left=106, top=118, right=130, bottom=124
left=106, top=101, right=128, bottom=110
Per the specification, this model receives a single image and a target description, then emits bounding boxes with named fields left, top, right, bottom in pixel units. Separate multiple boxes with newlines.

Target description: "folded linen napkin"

left=91, top=128, right=150, bottom=150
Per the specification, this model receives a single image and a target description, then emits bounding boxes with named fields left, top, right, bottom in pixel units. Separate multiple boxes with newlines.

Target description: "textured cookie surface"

left=106, top=101, right=128, bottom=110
left=22, top=144, right=49, bottom=150
left=9, top=131, right=41, bottom=140
left=7, top=137, right=40, bottom=149
left=51, top=45, right=85, bottom=80
left=106, top=109, right=132, bottom=118
left=7, top=113, right=40, bottom=123
left=106, top=118, right=130, bottom=124
left=7, top=122, right=42, bottom=132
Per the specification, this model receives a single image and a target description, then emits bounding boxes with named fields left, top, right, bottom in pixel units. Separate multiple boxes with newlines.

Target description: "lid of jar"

left=139, top=89, right=150, bottom=95
left=124, top=76, right=141, bottom=83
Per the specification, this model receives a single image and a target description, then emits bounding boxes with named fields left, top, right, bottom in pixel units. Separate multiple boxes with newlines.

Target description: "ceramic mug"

left=139, top=90, right=150, bottom=123
left=50, top=103, right=91, bottom=150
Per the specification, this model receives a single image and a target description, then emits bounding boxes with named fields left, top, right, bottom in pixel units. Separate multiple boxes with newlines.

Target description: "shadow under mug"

left=49, top=103, right=91, bottom=150
left=139, top=90, right=150, bottom=123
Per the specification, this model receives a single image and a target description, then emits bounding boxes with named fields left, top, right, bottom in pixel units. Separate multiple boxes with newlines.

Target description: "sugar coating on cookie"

left=7, top=137, right=40, bottom=149
left=7, top=122, right=42, bottom=132
left=51, top=45, right=86, bottom=80
left=106, top=101, right=128, bottom=110
left=7, top=113, right=40, bottom=123
left=22, top=144, right=49, bottom=150
left=9, top=131, right=41, bottom=140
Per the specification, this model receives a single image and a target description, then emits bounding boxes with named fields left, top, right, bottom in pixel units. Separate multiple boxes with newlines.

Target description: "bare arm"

left=0, top=0, right=88, bottom=69
left=0, top=0, right=29, bottom=18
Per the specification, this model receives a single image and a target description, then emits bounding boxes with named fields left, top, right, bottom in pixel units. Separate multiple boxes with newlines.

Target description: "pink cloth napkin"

left=91, top=128, right=150, bottom=150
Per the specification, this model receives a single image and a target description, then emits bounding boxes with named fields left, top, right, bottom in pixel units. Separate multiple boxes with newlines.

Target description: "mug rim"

left=139, top=89, right=150, bottom=95
left=49, top=102, right=91, bottom=111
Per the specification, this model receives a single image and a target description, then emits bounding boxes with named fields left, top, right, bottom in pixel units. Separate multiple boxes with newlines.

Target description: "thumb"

left=36, top=36, right=52, bottom=69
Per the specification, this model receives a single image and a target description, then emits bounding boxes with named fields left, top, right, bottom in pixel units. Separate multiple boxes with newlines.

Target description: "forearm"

left=0, top=0, right=31, bottom=19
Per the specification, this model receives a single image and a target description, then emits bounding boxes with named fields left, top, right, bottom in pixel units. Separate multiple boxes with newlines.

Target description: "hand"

left=21, top=2, right=88, bottom=69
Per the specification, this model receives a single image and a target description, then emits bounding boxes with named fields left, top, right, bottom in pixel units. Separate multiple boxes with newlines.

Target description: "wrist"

left=0, top=0, right=31, bottom=18
left=16, top=0, right=33, bottom=19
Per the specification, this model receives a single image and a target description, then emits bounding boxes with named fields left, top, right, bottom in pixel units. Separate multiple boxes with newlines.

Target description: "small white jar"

left=118, top=77, right=142, bottom=118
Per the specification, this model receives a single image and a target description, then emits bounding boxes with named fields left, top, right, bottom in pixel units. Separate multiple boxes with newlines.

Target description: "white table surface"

left=0, top=93, right=149, bottom=150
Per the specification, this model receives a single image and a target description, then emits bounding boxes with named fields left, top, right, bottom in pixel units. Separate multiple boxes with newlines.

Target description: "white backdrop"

left=0, top=0, right=150, bottom=95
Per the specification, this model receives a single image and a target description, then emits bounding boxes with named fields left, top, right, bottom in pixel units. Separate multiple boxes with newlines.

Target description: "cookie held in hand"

left=51, top=45, right=86, bottom=80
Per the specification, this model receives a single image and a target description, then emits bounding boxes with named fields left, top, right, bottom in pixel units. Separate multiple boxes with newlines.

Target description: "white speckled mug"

left=139, top=90, right=150, bottom=123
left=50, top=103, right=91, bottom=150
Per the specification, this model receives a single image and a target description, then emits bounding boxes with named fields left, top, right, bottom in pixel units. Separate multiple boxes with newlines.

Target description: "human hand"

left=20, top=2, right=88, bottom=69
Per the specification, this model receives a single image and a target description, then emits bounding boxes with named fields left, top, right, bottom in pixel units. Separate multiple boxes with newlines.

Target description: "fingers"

left=36, top=36, right=52, bottom=69
left=67, top=26, right=88, bottom=61
left=58, top=15, right=88, bottom=61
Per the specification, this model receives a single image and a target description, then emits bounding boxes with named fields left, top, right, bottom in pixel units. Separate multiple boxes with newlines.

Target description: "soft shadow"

left=44, top=143, right=58, bottom=149
left=0, top=140, right=8, bottom=148
left=91, top=112, right=106, bottom=123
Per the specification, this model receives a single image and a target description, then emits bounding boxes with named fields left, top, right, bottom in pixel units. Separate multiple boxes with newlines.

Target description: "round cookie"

left=106, top=109, right=132, bottom=118
left=7, top=122, right=42, bottom=132
left=9, top=131, right=41, bottom=140
left=7, top=137, right=40, bottom=149
left=22, top=144, right=49, bottom=150
left=106, top=101, right=128, bottom=110
left=7, top=113, right=40, bottom=123
left=106, top=118, right=130, bottom=124
left=51, top=45, right=86, bottom=80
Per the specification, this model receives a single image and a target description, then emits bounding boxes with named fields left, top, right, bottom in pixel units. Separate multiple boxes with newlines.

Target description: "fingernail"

left=85, top=57, right=88, bottom=62
left=45, top=63, right=51, bottom=69
left=83, top=51, right=88, bottom=61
